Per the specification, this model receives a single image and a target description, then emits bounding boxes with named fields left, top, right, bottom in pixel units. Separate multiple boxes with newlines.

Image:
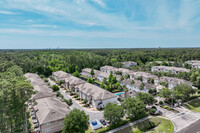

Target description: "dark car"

left=100, top=119, right=106, bottom=125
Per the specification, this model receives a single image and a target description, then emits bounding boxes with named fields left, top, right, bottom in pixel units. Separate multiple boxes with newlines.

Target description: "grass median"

left=115, top=117, right=174, bottom=133
left=185, top=98, right=200, bottom=112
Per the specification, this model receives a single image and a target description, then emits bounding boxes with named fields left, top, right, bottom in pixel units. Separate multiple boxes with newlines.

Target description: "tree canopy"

left=62, top=109, right=89, bottom=133
left=122, top=97, right=146, bottom=119
left=104, top=103, right=124, bottom=124
left=0, top=66, right=33, bottom=132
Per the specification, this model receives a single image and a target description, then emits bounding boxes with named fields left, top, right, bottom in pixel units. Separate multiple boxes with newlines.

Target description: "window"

left=44, top=122, right=50, bottom=126
left=45, top=128, right=51, bottom=132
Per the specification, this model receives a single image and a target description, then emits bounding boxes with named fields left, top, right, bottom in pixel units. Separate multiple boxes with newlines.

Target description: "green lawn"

left=185, top=99, right=200, bottom=112
left=115, top=117, right=174, bottom=133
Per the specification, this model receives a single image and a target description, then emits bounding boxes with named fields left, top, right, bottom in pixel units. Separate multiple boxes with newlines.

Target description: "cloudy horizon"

left=0, top=0, right=200, bottom=49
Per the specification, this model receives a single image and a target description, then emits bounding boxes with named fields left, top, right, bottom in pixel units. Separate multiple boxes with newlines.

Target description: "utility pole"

left=25, top=108, right=28, bottom=133
left=171, top=87, right=174, bottom=108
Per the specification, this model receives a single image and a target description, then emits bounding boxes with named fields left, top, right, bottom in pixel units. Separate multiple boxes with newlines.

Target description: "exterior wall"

left=52, top=74, right=60, bottom=82
left=120, top=82, right=141, bottom=92
left=123, top=62, right=137, bottom=67
left=64, top=82, right=76, bottom=90
left=168, top=83, right=177, bottom=89
left=97, top=75, right=108, bottom=82
left=63, top=82, right=69, bottom=89
left=76, top=87, right=118, bottom=109
left=81, top=71, right=92, bottom=78
left=92, top=97, right=118, bottom=109
left=151, top=67, right=188, bottom=74
left=40, top=119, right=64, bottom=133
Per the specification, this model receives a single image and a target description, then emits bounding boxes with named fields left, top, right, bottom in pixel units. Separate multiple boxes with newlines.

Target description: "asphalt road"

left=155, top=105, right=200, bottom=132
left=177, top=119, right=200, bottom=133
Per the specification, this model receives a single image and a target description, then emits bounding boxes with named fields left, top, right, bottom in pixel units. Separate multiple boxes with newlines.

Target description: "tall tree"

left=136, top=92, right=156, bottom=106
left=122, top=97, right=146, bottom=119
left=90, top=68, right=94, bottom=78
left=104, top=103, right=124, bottom=125
left=62, top=109, right=89, bottom=133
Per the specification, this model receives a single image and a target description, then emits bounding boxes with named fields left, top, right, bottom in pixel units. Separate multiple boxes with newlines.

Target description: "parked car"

left=31, top=114, right=36, bottom=119
left=33, top=119, right=38, bottom=124
left=100, top=119, right=106, bottom=125
left=33, top=123, right=39, bottom=128
left=89, top=119, right=103, bottom=130
left=31, top=111, right=35, bottom=115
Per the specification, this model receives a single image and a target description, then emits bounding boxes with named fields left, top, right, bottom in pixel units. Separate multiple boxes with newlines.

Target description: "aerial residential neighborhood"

left=16, top=58, right=199, bottom=133
left=1, top=0, right=200, bottom=133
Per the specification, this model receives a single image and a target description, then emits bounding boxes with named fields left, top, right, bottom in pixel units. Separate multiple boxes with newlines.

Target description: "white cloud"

left=29, top=24, right=57, bottom=28
left=0, top=10, right=17, bottom=15
left=91, top=0, right=106, bottom=8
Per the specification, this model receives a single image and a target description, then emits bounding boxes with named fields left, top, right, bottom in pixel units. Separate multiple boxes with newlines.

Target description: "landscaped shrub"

left=52, top=85, right=59, bottom=92
left=58, top=80, right=63, bottom=85
left=83, top=99, right=88, bottom=104
left=159, top=101, right=164, bottom=105
left=40, top=75, right=45, bottom=78
left=183, top=95, right=200, bottom=102
left=159, top=81, right=168, bottom=88
left=43, top=78, right=48, bottom=82
left=80, top=98, right=83, bottom=101
left=60, top=95, right=64, bottom=99
left=77, top=97, right=81, bottom=100
left=57, top=91, right=61, bottom=97
left=73, top=95, right=78, bottom=98
left=151, top=106, right=157, bottom=110
left=149, top=108, right=156, bottom=115
left=49, top=75, right=55, bottom=81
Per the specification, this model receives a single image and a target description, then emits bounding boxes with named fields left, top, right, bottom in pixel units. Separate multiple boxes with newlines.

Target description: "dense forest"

left=1, top=48, right=200, bottom=74
left=0, top=48, right=200, bottom=87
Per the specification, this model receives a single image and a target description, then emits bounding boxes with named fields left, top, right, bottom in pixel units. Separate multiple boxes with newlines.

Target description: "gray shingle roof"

left=159, top=76, right=193, bottom=85
left=152, top=66, right=190, bottom=72
left=82, top=68, right=101, bottom=74
left=31, top=91, right=56, bottom=100
left=34, top=97, right=70, bottom=125
left=76, top=82, right=117, bottom=100
left=25, top=73, right=47, bottom=86
left=25, top=73, right=52, bottom=92
left=130, top=71, right=158, bottom=79
left=52, top=71, right=72, bottom=80
left=65, top=76, right=86, bottom=85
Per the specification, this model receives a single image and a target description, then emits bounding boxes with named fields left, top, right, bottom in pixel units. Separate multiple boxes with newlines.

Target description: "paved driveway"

left=59, top=89, right=103, bottom=120
left=48, top=78, right=103, bottom=121
left=156, top=105, right=200, bottom=132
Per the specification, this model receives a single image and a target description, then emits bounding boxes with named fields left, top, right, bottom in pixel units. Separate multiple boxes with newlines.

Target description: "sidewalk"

left=106, top=116, right=151, bottom=133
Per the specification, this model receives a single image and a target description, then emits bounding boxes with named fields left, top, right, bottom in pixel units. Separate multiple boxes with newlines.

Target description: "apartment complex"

left=185, top=60, right=200, bottom=69
left=81, top=68, right=101, bottom=78
left=159, top=76, right=194, bottom=89
left=80, top=68, right=120, bottom=82
left=151, top=66, right=190, bottom=74
left=52, top=70, right=71, bottom=81
left=75, top=82, right=118, bottom=109
left=53, top=71, right=118, bottom=109
left=121, top=61, right=137, bottom=67
left=100, top=65, right=159, bottom=83
left=25, top=73, right=70, bottom=133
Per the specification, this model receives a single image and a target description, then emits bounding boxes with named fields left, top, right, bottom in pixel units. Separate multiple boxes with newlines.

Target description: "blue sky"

left=0, top=0, right=200, bottom=49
